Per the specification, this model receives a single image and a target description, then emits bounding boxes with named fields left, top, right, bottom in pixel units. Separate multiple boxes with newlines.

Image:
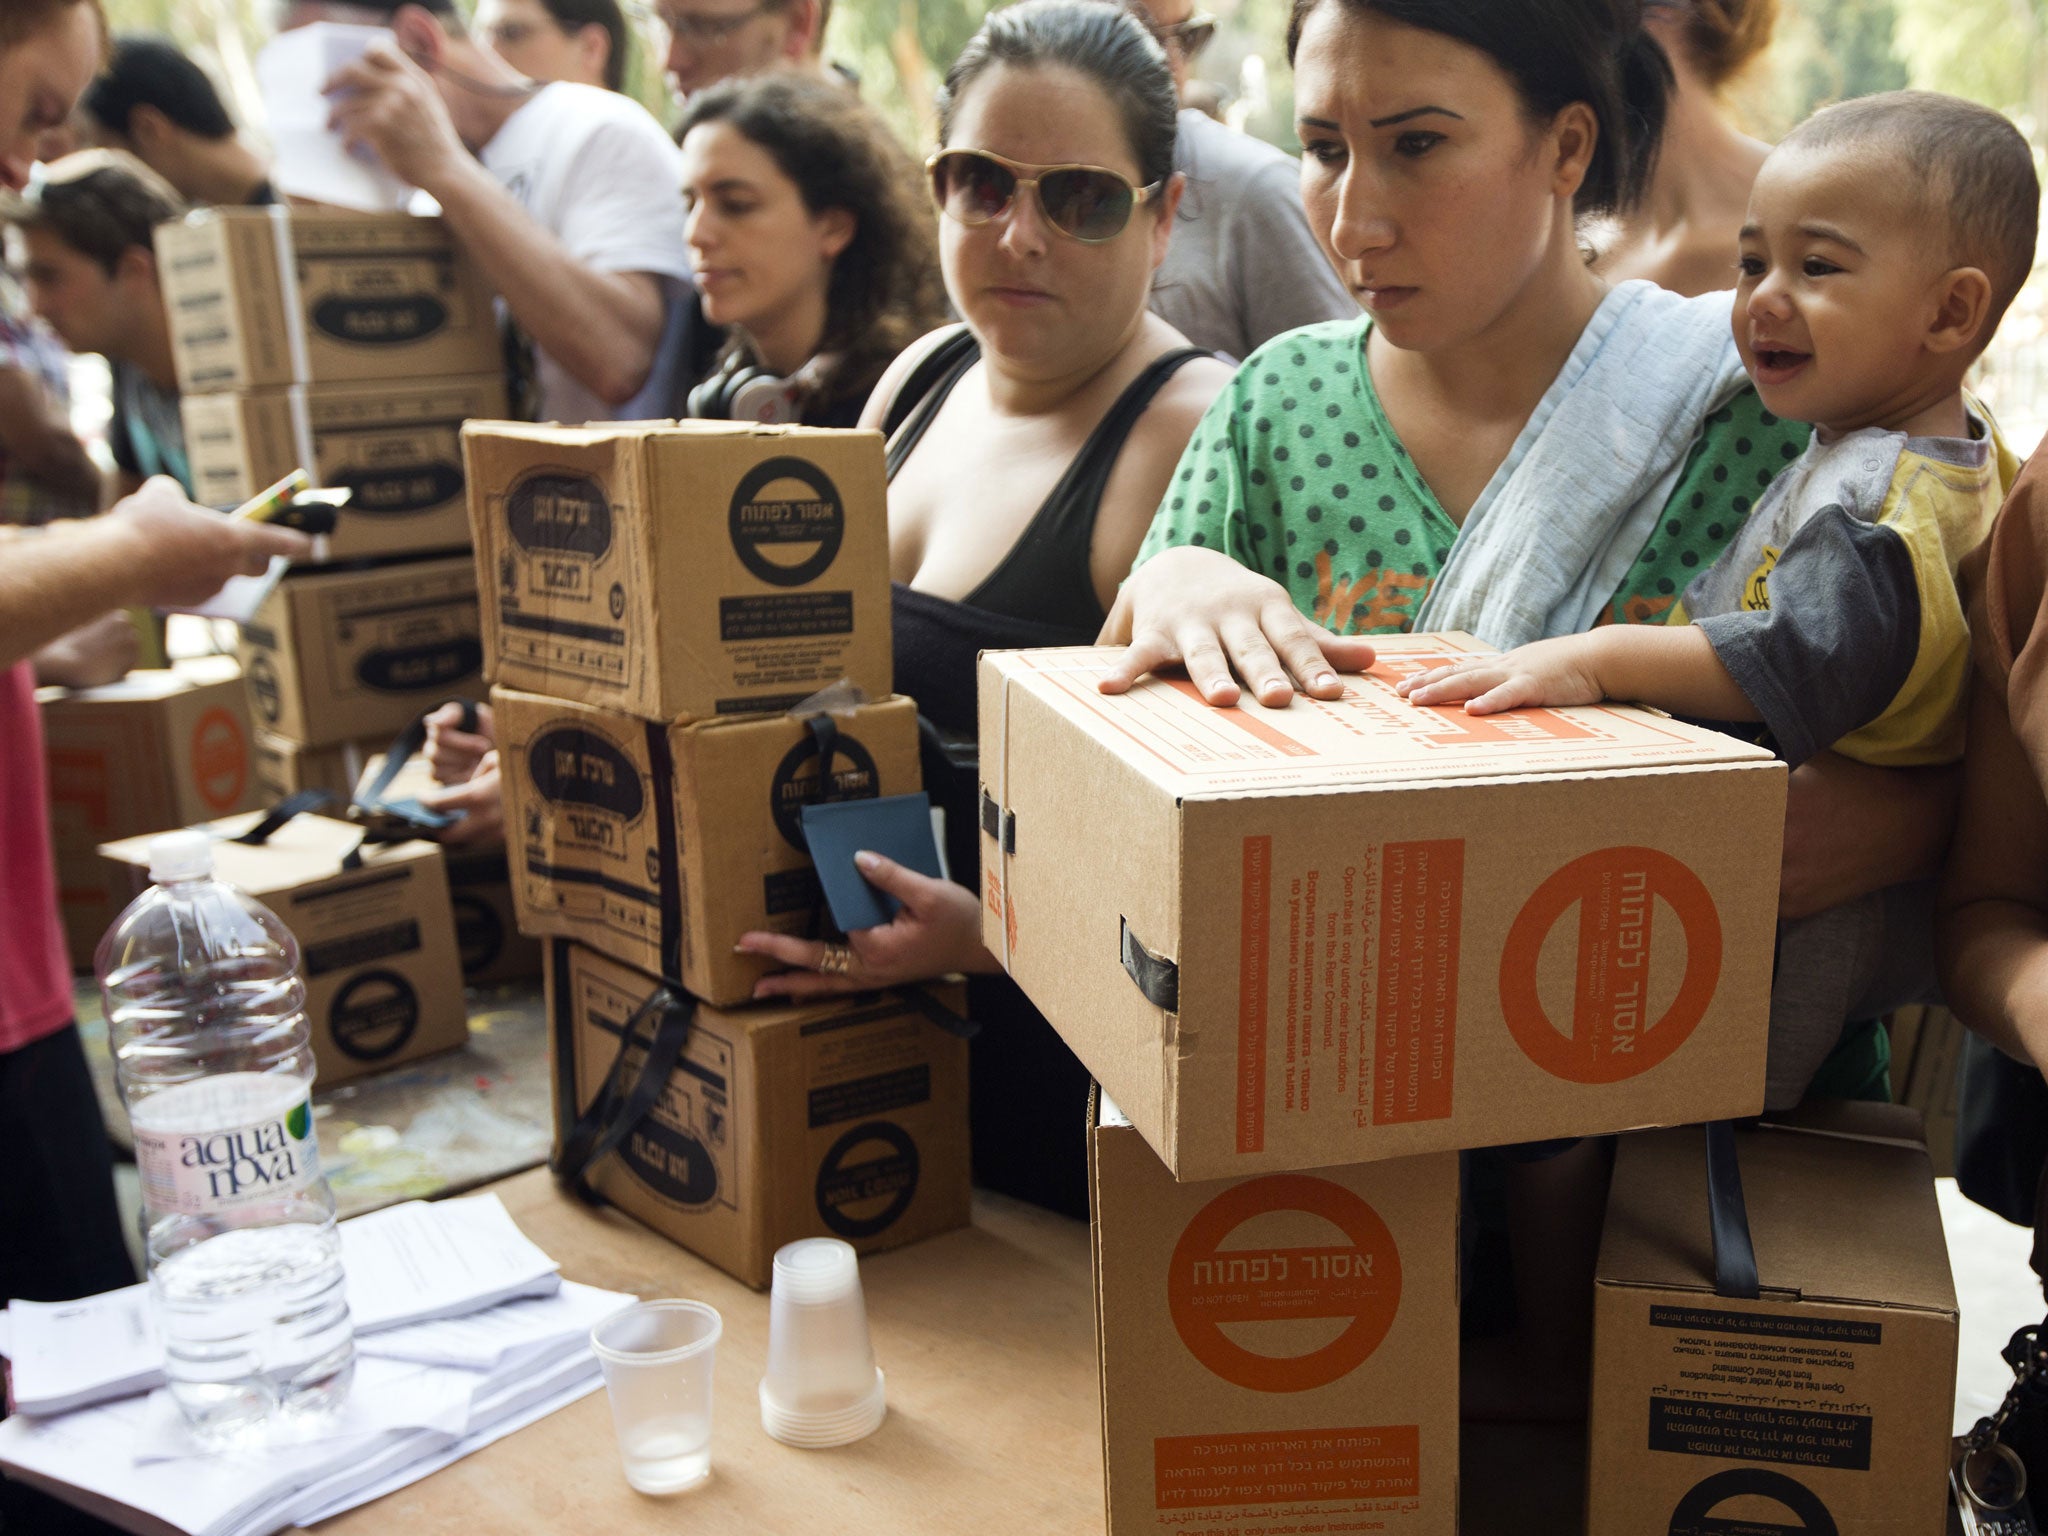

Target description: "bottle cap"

left=148, top=829, right=214, bottom=883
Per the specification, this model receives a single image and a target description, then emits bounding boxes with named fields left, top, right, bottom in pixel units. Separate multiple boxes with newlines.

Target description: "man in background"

left=0, top=263, right=97, bottom=524
left=81, top=35, right=275, bottom=206
left=1125, top=0, right=1357, bottom=361
left=654, top=0, right=833, bottom=103
left=284, top=0, right=691, bottom=423
left=3, top=150, right=192, bottom=499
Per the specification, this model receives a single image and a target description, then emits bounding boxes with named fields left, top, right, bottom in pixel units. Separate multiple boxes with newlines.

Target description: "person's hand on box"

left=425, top=699, right=495, bottom=786
left=1097, top=546, right=1376, bottom=708
left=1397, top=635, right=1608, bottom=714
left=111, top=477, right=311, bottom=609
left=737, top=854, right=999, bottom=1000
left=420, top=750, right=505, bottom=846
left=33, top=610, right=138, bottom=690
left=324, top=38, right=470, bottom=195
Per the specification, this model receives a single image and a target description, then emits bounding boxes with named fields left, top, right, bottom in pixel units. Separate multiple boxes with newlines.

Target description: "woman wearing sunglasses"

left=735, top=0, right=1231, bottom=1218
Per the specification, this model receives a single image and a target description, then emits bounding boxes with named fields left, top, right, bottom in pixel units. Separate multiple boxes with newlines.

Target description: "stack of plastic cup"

left=758, top=1238, right=886, bottom=1448
left=591, top=1299, right=722, bottom=1494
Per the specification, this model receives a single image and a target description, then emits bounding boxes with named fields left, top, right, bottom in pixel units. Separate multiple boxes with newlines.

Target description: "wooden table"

left=308, top=1169, right=1592, bottom=1535
left=313, top=1167, right=1109, bottom=1534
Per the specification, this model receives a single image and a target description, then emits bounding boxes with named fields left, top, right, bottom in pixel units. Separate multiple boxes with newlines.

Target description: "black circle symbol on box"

left=343, top=462, right=463, bottom=517
left=815, top=1120, right=919, bottom=1239
left=1668, top=1468, right=1838, bottom=1536
left=770, top=733, right=879, bottom=851
left=311, top=294, right=448, bottom=346
left=355, top=637, right=482, bottom=696
left=621, top=1110, right=719, bottom=1209
left=528, top=727, right=645, bottom=822
left=505, top=470, right=613, bottom=556
left=330, top=969, right=421, bottom=1061
left=728, top=456, right=844, bottom=587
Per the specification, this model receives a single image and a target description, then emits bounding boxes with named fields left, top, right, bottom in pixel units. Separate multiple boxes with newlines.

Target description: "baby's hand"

left=1396, top=636, right=1608, bottom=714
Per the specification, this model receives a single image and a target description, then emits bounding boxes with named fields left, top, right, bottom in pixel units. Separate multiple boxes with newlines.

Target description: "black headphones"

left=686, top=352, right=836, bottom=425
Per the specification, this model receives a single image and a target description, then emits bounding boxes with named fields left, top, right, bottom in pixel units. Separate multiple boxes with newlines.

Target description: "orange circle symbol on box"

left=1167, top=1174, right=1402, bottom=1393
left=1498, top=846, right=1721, bottom=1084
left=191, top=707, right=248, bottom=813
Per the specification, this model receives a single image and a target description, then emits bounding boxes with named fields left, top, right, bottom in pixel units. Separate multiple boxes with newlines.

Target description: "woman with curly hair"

left=677, top=72, right=947, bottom=427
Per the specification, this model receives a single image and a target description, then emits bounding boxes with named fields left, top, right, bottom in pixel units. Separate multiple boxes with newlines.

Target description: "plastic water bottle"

left=96, top=829, right=354, bottom=1446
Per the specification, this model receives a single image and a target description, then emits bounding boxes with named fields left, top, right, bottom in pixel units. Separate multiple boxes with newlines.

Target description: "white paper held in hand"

left=256, top=23, right=415, bottom=211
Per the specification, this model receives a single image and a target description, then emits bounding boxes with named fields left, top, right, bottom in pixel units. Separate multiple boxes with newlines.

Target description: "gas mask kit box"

left=979, top=635, right=1787, bottom=1181
left=546, top=940, right=970, bottom=1288
left=464, top=420, right=891, bottom=723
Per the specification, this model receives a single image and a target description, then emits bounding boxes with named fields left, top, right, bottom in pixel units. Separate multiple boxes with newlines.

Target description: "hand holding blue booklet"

left=799, top=792, right=945, bottom=932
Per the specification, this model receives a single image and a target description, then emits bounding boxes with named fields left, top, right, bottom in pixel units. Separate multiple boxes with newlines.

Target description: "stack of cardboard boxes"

left=72, top=206, right=522, bottom=1082
left=155, top=206, right=501, bottom=777
left=463, top=418, right=972, bottom=1288
left=976, top=638, right=1960, bottom=1534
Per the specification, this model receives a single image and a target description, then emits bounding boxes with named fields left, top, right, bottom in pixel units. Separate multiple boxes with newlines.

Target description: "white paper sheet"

left=2, top=1287, right=160, bottom=1417
left=3, top=1194, right=561, bottom=1418
left=257, top=24, right=415, bottom=212
left=340, top=1194, right=561, bottom=1332
left=355, top=1281, right=631, bottom=1369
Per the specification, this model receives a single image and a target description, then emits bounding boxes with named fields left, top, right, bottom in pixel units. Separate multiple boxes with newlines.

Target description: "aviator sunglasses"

left=925, top=148, right=1164, bottom=244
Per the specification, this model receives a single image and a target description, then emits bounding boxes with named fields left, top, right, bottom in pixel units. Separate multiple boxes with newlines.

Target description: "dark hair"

left=0, top=149, right=184, bottom=274
left=1647, top=0, right=1774, bottom=90
left=1, top=0, right=105, bottom=50
left=679, top=72, right=947, bottom=416
left=1783, top=91, right=2041, bottom=334
left=84, top=36, right=236, bottom=141
left=1286, top=0, right=1674, bottom=217
left=533, top=0, right=629, bottom=92
left=937, top=0, right=1179, bottom=189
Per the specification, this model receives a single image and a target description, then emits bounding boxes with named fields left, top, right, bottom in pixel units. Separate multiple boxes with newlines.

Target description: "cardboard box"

left=1092, top=1091, right=1458, bottom=1535
left=1888, top=1005, right=1963, bottom=1178
left=464, top=420, right=892, bottom=722
left=979, top=637, right=1787, bottom=1181
left=183, top=374, right=506, bottom=562
left=497, top=687, right=921, bottom=1004
left=101, top=811, right=468, bottom=1087
left=546, top=940, right=970, bottom=1288
left=156, top=207, right=499, bottom=394
left=40, top=658, right=263, bottom=967
left=1588, top=1108, right=1958, bottom=1536
left=252, top=730, right=387, bottom=804
left=239, top=555, right=483, bottom=746
left=444, top=844, right=543, bottom=987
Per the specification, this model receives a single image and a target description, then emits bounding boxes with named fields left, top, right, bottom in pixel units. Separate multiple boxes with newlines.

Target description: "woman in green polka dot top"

left=1100, top=0, right=1805, bottom=706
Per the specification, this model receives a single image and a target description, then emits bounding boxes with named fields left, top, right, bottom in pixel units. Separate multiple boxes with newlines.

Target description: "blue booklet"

left=799, top=792, right=945, bottom=932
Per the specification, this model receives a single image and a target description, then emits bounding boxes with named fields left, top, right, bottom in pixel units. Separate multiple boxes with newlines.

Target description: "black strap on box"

left=233, top=788, right=369, bottom=872
left=552, top=982, right=698, bottom=1206
left=352, top=697, right=481, bottom=838
left=906, top=986, right=981, bottom=1041
left=1705, top=1119, right=1760, bottom=1300
left=1120, top=918, right=1179, bottom=1012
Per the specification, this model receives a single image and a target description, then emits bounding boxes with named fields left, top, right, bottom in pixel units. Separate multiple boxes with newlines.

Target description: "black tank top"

left=886, top=329, right=1210, bottom=635
left=884, top=329, right=1211, bottom=1220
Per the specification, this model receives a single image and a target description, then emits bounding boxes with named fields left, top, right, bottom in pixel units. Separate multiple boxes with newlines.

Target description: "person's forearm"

left=426, top=157, right=662, bottom=408
left=0, top=521, right=150, bottom=669
left=1938, top=904, right=2048, bottom=1069
left=1781, top=753, right=1958, bottom=919
left=1587, top=623, right=1758, bottom=721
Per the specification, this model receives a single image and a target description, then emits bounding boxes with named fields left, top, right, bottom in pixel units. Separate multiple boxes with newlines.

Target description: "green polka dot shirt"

left=1136, top=318, right=1810, bottom=633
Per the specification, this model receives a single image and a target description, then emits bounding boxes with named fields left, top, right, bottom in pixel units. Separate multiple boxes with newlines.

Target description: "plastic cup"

left=758, top=1238, right=886, bottom=1448
left=590, top=1300, right=722, bottom=1494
